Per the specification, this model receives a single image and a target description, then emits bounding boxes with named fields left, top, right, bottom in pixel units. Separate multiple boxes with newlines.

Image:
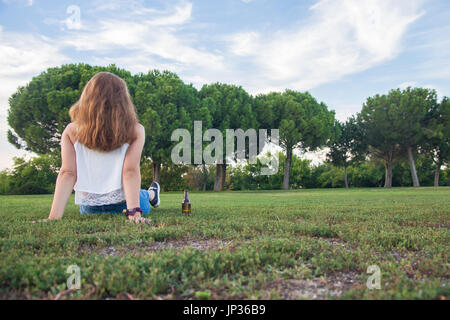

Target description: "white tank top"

left=73, top=141, right=130, bottom=206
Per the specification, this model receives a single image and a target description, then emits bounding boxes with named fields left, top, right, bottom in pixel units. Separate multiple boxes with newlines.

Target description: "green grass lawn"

left=0, top=188, right=449, bottom=300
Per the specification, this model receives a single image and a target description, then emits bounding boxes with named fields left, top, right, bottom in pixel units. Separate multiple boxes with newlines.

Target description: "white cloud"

left=62, top=1, right=224, bottom=72
left=2, top=0, right=33, bottom=6
left=397, top=82, right=444, bottom=99
left=332, top=103, right=363, bottom=122
left=88, top=0, right=162, bottom=14
left=0, top=38, right=65, bottom=78
left=398, top=81, right=418, bottom=89
left=147, top=2, right=192, bottom=26
left=227, top=0, right=425, bottom=93
left=227, top=32, right=260, bottom=56
left=0, top=27, right=67, bottom=86
left=0, top=26, right=68, bottom=169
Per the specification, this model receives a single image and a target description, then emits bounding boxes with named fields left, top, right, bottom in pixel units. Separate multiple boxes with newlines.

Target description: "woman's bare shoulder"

left=64, top=122, right=78, bottom=144
left=134, top=123, right=145, bottom=138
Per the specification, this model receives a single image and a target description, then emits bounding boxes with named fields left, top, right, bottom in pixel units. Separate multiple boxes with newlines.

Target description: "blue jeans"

left=80, top=189, right=150, bottom=215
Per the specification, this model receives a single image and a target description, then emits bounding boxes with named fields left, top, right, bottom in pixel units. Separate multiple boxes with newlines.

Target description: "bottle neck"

left=184, top=191, right=190, bottom=203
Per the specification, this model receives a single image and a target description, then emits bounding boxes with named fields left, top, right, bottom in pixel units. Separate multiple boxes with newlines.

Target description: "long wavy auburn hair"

left=69, top=72, right=138, bottom=152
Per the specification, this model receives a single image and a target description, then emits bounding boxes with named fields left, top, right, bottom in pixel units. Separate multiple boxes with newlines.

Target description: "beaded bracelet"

left=123, top=207, right=143, bottom=217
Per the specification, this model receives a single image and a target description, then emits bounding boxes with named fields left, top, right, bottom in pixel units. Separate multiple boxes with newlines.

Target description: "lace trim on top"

left=74, top=188, right=125, bottom=206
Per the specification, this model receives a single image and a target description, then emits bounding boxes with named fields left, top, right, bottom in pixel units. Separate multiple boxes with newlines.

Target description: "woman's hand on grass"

left=127, top=213, right=151, bottom=225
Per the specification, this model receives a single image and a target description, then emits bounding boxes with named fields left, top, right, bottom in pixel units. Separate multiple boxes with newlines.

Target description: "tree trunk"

left=214, top=163, right=225, bottom=192
left=152, top=162, right=161, bottom=183
left=283, top=148, right=292, bottom=190
left=202, top=164, right=207, bottom=191
left=344, top=166, right=349, bottom=189
left=434, top=160, right=441, bottom=187
left=406, top=146, right=420, bottom=187
left=221, top=163, right=227, bottom=190
left=384, top=152, right=393, bottom=188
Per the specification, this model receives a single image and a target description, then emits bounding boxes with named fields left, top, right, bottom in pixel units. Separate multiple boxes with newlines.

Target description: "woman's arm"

left=122, top=124, right=150, bottom=224
left=48, top=124, right=77, bottom=220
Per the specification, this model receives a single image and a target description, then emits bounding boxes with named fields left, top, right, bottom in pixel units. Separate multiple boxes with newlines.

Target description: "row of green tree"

left=1, top=152, right=448, bottom=195
left=331, top=89, right=449, bottom=188
left=5, top=63, right=449, bottom=193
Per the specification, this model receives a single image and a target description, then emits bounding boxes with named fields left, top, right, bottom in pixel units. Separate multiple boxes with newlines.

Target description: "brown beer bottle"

left=182, top=190, right=191, bottom=215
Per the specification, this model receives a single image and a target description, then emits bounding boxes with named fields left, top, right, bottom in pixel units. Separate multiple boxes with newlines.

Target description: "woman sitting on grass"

left=46, top=72, right=160, bottom=224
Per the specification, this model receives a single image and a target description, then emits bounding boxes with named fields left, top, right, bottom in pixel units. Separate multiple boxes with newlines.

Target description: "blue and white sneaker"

left=148, top=181, right=160, bottom=208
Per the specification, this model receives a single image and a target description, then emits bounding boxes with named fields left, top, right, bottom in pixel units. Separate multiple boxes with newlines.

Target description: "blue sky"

left=1, top=0, right=450, bottom=169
